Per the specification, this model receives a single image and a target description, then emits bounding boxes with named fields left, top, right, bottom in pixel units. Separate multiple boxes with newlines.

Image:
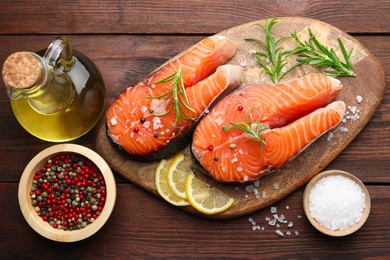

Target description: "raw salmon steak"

left=191, top=74, right=345, bottom=182
left=107, top=58, right=243, bottom=161
left=106, top=35, right=239, bottom=161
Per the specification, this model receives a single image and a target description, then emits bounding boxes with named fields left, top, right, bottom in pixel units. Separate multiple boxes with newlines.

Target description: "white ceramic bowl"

left=18, top=144, right=116, bottom=242
left=303, top=170, right=370, bottom=237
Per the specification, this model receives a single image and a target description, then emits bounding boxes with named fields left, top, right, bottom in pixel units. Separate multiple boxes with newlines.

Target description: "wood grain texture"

left=94, top=17, right=386, bottom=219
left=1, top=182, right=389, bottom=258
left=1, top=0, right=390, bottom=34
left=0, top=35, right=389, bottom=183
left=0, top=0, right=389, bottom=258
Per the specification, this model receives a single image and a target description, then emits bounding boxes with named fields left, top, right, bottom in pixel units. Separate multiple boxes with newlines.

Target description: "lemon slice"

left=155, top=159, right=190, bottom=206
left=167, top=153, right=192, bottom=199
left=185, top=174, right=235, bottom=215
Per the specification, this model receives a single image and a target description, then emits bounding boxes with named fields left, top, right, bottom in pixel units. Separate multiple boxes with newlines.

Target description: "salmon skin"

left=106, top=35, right=241, bottom=162
left=191, top=74, right=345, bottom=182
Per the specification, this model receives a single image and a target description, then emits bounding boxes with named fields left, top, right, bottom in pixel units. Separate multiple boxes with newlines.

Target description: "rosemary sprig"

left=289, top=29, right=355, bottom=77
left=222, top=105, right=269, bottom=150
left=147, top=68, right=196, bottom=126
left=245, top=17, right=300, bottom=83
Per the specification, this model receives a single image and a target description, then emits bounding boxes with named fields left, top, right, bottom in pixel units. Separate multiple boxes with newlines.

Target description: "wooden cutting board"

left=95, top=17, right=386, bottom=219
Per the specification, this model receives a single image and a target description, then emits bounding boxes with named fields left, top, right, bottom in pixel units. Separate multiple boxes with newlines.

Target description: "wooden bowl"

left=303, top=170, right=370, bottom=237
left=18, top=144, right=116, bottom=242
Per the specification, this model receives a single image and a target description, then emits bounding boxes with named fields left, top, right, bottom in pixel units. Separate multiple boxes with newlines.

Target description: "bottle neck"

left=3, top=52, right=75, bottom=114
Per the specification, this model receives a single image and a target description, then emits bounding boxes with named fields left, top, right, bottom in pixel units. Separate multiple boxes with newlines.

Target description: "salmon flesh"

left=191, top=74, right=346, bottom=182
left=106, top=36, right=241, bottom=161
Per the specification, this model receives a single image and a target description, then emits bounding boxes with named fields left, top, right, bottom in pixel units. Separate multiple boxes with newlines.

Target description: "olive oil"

left=2, top=38, right=105, bottom=142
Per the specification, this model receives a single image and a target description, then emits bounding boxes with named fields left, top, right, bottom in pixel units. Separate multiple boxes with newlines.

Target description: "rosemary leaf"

left=222, top=105, right=269, bottom=151
left=245, top=17, right=295, bottom=83
left=146, top=67, right=196, bottom=126
left=290, top=29, right=355, bottom=77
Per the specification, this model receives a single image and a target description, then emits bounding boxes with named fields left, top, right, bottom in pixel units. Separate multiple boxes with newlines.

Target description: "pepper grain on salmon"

left=192, top=74, right=346, bottom=182
left=106, top=36, right=241, bottom=161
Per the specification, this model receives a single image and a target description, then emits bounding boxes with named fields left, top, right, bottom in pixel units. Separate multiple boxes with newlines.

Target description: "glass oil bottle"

left=2, top=37, right=106, bottom=142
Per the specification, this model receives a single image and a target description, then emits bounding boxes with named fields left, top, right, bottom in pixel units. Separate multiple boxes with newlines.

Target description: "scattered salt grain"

left=254, top=180, right=261, bottom=187
left=262, top=191, right=267, bottom=199
left=356, top=95, right=363, bottom=103
left=308, top=175, right=366, bottom=231
left=326, top=132, right=334, bottom=142
left=273, top=182, right=279, bottom=190
left=246, top=185, right=255, bottom=193
left=143, top=121, right=151, bottom=129
left=141, top=106, right=148, bottom=114
left=275, top=230, right=284, bottom=236
left=350, top=106, right=357, bottom=114
left=152, top=117, right=162, bottom=130
left=239, top=61, right=247, bottom=67
left=340, top=126, right=349, bottom=132
left=110, top=117, right=117, bottom=125
left=248, top=205, right=302, bottom=237
left=268, top=219, right=276, bottom=226
left=278, top=214, right=285, bottom=223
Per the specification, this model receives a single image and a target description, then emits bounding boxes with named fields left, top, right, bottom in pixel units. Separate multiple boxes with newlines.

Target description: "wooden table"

left=1, top=1, right=389, bottom=258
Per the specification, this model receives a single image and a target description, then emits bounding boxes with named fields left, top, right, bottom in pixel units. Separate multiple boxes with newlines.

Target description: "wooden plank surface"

left=0, top=0, right=389, bottom=257
left=94, top=17, right=386, bottom=218
left=0, top=182, right=389, bottom=258
left=0, top=35, right=389, bottom=183
left=1, top=1, right=390, bottom=34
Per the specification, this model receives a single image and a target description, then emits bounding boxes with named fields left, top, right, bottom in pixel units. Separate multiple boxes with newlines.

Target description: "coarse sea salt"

left=239, top=61, right=247, bottom=67
left=110, top=117, right=117, bottom=125
left=308, top=175, right=366, bottom=231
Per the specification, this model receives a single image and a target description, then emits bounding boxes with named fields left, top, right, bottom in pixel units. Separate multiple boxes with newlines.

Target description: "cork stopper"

left=2, top=52, right=42, bottom=89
